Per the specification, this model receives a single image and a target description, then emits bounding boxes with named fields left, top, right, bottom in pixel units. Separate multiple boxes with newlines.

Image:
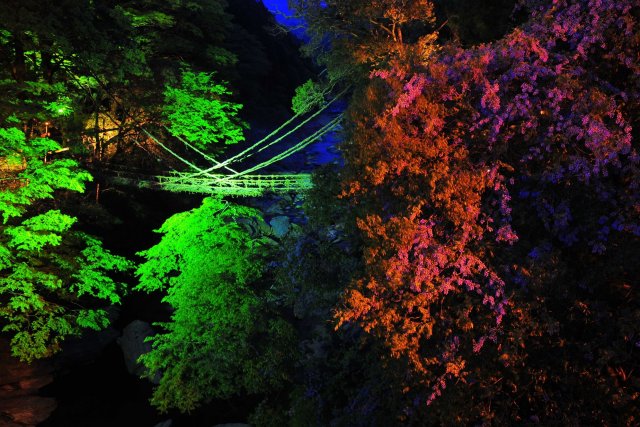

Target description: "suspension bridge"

left=97, top=83, right=345, bottom=197
left=99, top=166, right=313, bottom=197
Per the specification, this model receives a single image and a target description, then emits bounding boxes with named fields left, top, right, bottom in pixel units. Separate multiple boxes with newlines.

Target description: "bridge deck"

left=101, top=168, right=313, bottom=196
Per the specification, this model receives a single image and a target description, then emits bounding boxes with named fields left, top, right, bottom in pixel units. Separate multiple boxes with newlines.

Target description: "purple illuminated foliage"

left=337, top=0, right=639, bottom=418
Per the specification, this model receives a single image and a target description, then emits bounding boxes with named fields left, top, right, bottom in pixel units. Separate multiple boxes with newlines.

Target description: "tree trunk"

left=11, top=36, right=25, bottom=83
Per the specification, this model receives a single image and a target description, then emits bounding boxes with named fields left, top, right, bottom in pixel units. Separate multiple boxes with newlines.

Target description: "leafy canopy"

left=136, top=197, right=295, bottom=412
left=291, top=79, right=326, bottom=115
left=163, top=70, right=246, bottom=151
left=0, top=127, right=131, bottom=362
left=294, top=0, right=640, bottom=423
left=0, top=128, right=90, bottom=222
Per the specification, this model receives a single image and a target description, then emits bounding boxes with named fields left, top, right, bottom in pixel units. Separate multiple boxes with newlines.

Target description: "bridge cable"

left=215, top=82, right=343, bottom=165
left=187, top=87, right=348, bottom=176
left=218, top=113, right=343, bottom=180
left=140, top=129, right=227, bottom=183
left=77, top=59, right=346, bottom=184
left=163, top=126, right=239, bottom=174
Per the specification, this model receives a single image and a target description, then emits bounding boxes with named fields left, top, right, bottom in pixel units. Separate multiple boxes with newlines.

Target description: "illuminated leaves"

left=0, top=233, right=130, bottom=363
left=0, top=128, right=91, bottom=222
left=5, top=210, right=76, bottom=251
left=292, top=0, right=439, bottom=81
left=0, top=127, right=130, bottom=362
left=71, top=234, right=131, bottom=304
left=325, top=0, right=640, bottom=421
left=137, top=197, right=265, bottom=294
left=44, top=97, right=74, bottom=117
left=163, top=70, right=246, bottom=150
left=291, top=79, right=326, bottom=115
left=136, top=197, right=295, bottom=412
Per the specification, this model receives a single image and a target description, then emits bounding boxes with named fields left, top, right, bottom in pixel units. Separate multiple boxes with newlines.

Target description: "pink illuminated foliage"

left=335, top=0, right=639, bottom=421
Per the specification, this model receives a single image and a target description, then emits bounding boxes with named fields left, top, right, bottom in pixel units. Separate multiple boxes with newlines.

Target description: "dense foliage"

left=0, top=127, right=130, bottom=362
left=136, top=197, right=295, bottom=412
left=163, top=70, right=247, bottom=151
left=288, top=0, right=640, bottom=424
left=1, top=0, right=638, bottom=425
left=0, top=0, right=304, bottom=365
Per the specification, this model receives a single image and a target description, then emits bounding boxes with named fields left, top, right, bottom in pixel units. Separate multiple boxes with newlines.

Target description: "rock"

left=0, top=338, right=56, bottom=426
left=153, top=420, right=173, bottom=427
left=0, top=396, right=56, bottom=426
left=117, top=320, right=159, bottom=383
left=264, top=201, right=286, bottom=216
left=0, top=366, right=53, bottom=400
left=269, top=216, right=290, bottom=238
left=236, top=217, right=260, bottom=238
left=0, top=342, right=54, bottom=393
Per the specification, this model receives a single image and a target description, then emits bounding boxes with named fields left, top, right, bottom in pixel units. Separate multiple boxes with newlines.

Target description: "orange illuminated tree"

left=294, top=0, right=640, bottom=424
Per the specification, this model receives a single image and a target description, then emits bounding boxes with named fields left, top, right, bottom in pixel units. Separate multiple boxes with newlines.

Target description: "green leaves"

left=137, top=197, right=265, bottom=294
left=124, top=10, right=176, bottom=29
left=163, top=70, right=247, bottom=151
left=44, top=97, right=74, bottom=118
left=5, top=210, right=76, bottom=251
left=0, top=228, right=131, bottom=362
left=0, top=80, right=73, bottom=123
left=72, top=234, right=132, bottom=304
left=0, top=127, right=130, bottom=362
left=1, top=263, right=70, bottom=362
left=136, top=197, right=295, bottom=412
left=0, top=127, right=30, bottom=155
left=291, top=79, right=326, bottom=115
left=75, top=309, right=110, bottom=331
left=0, top=128, right=92, bottom=223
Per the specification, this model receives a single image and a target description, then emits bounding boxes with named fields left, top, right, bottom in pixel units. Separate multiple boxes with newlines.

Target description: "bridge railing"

left=158, top=173, right=313, bottom=196
left=90, top=162, right=313, bottom=196
left=93, top=165, right=313, bottom=196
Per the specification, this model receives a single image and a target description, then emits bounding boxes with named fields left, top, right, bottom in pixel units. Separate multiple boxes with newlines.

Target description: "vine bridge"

left=98, top=84, right=345, bottom=197
left=101, top=166, right=312, bottom=197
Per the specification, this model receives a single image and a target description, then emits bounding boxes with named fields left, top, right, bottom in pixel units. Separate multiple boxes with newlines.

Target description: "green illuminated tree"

left=163, top=70, right=247, bottom=151
left=0, top=127, right=131, bottom=362
left=136, top=197, right=295, bottom=412
left=291, top=79, right=326, bottom=115
left=114, top=0, right=235, bottom=70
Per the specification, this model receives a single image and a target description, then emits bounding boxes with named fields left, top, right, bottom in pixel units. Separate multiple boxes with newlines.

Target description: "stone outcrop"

left=0, top=339, right=56, bottom=427
left=118, top=320, right=160, bottom=384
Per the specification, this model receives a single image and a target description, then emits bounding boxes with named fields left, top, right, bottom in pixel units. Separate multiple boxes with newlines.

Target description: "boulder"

left=269, top=216, right=291, bottom=238
left=0, top=396, right=56, bottom=426
left=117, top=320, right=159, bottom=383
left=0, top=338, right=56, bottom=426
